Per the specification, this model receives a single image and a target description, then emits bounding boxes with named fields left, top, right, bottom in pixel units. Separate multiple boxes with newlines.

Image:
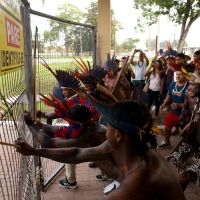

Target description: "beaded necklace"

left=173, top=81, right=188, bottom=96
left=138, top=61, right=144, bottom=68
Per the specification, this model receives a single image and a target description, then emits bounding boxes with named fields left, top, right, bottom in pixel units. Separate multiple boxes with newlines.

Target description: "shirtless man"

left=102, top=56, right=131, bottom=100
left=24, top=105, right=120, bottom=184
left=15, top=100, right=185, bottom=200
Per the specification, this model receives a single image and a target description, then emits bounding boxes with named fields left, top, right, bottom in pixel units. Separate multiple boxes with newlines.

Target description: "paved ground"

left=42, top=134, right=200, bottom=200
left=42, top=163, right=111, bottom=200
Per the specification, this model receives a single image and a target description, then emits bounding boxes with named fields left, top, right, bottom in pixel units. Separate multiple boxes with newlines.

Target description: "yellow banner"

left=0, top=0, right=24, bottom=75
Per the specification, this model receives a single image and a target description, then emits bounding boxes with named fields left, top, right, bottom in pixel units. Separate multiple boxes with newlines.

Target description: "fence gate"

left=29, top=6, right=97, bottom=191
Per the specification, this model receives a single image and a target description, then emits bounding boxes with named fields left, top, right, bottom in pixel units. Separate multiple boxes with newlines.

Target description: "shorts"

left=164, top=112, right=180, bottom=128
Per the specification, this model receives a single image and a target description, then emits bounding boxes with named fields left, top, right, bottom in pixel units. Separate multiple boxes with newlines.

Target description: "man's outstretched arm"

left=24, top=112, right=90, bottom=148
left=27, top=123, right=90, bottom=148
left=15, top=138, right=112, bottom=164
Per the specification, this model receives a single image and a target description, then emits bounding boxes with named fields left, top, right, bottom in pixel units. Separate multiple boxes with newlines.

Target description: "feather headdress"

left=39, top=93, right=69, bottom=115
left=40, top=58, right=81, bottom=90
left=104, top=53, right=119, bottom=74
left=73, top=57, right=107, bottom=86
left=40, top=58, right=117, bottom=106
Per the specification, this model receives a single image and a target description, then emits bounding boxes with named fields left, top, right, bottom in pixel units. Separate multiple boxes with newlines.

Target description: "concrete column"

left=97, top=0, right=111, bottom=66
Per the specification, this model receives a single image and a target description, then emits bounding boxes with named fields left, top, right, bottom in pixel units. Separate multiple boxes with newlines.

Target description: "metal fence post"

left=21, top=1, right=42, bottom=200
left=20, top=1, right=33, bottom=112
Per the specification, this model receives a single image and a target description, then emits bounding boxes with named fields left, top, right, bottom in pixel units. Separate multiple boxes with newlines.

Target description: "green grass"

left=0, top=56, right=93, bottom=113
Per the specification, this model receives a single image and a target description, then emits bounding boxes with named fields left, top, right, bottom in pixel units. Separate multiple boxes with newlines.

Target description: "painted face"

left=176, top=71, right=186, bottom=82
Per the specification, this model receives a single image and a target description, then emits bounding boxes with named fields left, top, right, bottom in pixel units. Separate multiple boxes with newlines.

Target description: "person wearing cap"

left=159, top=70, right=189, bottom=148
left=167, top=71, right=200, bottom=188
left=15, top=100, right=186, bottom=200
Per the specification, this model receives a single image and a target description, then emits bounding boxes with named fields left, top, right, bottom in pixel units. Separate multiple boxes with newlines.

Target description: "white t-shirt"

left=133, top=61, right=147, bottom=80
left=149, top=73, right=161, bottom=92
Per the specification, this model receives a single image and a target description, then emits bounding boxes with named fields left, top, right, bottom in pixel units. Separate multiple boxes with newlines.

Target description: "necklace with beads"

left=138, top=61, right=144, bottom=68
left=173, top=81, right=188, bottom=96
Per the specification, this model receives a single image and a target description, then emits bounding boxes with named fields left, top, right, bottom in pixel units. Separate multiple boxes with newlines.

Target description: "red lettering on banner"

left=5, top=17, right=20, bottom=48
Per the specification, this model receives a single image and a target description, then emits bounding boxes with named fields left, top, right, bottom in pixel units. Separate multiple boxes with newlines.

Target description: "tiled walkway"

left=42, top=163, right=111, bottom=200
left=42, top=134, right=200, bottom=200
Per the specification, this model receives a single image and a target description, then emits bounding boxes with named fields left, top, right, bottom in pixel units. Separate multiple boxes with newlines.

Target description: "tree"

left=134, top=0, right=200, bottom=52
left=116, top=38, right=139, bottom=52
left=121, top=38, right=139, bottom=52
left=42, top=2, right=121, bottom=54
left=84, top=2, right=121, bottom=50
left=44, top=3, right=84, bottom=55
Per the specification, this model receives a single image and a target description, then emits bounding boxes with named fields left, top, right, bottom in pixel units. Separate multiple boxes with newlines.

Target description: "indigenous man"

left=159, top=70, right=189, bottom=148
left=25, top=104, right=120, bottom=186
left=37, top=88, right=75, bottom=124
left=167, top=71, right=200, bottom=188
left=15, top=100, right=185, bottom=200
left=102, top=55, right=131, bottom=100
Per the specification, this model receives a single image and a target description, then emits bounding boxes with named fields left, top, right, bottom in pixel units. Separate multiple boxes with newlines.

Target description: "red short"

left=164, top=112, right=180, bottom=128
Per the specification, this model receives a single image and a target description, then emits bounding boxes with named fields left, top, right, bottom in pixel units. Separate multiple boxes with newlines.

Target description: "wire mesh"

left=0, top=70, right=37, bottom=200
left=31, top=12, right=96, bottom=189
left=0, top=3, right=96, bottom=199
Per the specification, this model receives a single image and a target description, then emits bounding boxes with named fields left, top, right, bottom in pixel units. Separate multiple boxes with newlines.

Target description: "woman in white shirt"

left=145, top=59, right=164, bottom=117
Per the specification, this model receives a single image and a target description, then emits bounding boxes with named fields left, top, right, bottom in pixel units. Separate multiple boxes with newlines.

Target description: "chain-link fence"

left=0, top=0, right=38, bottom=199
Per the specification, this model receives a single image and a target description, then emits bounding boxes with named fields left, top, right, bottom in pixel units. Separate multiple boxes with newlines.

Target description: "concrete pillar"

left=97, top=0, right=111, bottom=66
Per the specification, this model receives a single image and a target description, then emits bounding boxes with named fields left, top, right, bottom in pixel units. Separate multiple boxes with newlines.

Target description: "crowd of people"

left=14, top=49, right=200, bottom=199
